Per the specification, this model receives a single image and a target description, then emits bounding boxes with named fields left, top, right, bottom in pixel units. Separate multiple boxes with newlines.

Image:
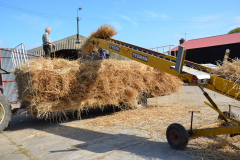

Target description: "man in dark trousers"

left=42, top=27, right=55, bottom=58
left=98, top=48, right=107, bottom=61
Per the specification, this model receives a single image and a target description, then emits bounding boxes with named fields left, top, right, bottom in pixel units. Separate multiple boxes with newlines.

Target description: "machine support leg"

left=188, top=111, right=200, bottom=136
left=198, top=86, right=230, bottom=126
left=190, top=111, right=193, bottom=131
left=229, top=105, right=231, bottom=118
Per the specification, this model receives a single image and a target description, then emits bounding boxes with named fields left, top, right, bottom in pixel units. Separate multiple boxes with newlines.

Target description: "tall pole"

left=77, top=16, right=79, bottom=42
left=76, top=8, right=82, bottom=44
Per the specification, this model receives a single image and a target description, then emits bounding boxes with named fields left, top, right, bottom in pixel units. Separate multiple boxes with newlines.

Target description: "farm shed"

left=170, top=32, right=240, bottom=64
left=28, top=34, right=123, bottom=60
left=28, top=34, right=87, bottom=60
left=0, top=48, right=41, bottom=103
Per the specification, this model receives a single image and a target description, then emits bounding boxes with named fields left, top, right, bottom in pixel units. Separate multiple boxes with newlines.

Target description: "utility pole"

left=184, top=32, right=188, bottom=41
left=76, top=7, right=82, bottom=44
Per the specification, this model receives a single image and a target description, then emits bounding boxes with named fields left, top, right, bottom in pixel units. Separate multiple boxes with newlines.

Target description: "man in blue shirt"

left=42, top=27, right=55, bottom=58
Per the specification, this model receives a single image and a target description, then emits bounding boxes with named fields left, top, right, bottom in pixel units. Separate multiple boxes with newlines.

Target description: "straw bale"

left=210, top=59, right=240, bottom=83
left=209, top=59, right=240, bottom=101
left=14, top=58, right=183, bottom=118
left=93, top=24, right=117, bottom=39
left=81, top=24, right=117, bottom=52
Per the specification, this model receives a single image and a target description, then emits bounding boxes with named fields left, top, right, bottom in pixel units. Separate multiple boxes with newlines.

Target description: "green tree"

left=228, top=27, right=240, bottom=34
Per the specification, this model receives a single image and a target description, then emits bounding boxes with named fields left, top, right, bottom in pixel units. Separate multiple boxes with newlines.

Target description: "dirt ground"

left=1, top=84, right=240, bottom=160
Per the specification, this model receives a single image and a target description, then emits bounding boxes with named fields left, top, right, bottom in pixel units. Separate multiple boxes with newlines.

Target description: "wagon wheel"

left=166, top=123, right=188, bottom=150
left=0, top=95, right=11, bottom=132
left=0, top=93, right=11, bottom=133
left=218, top=111, right=238, bottom=120
left=217, top=111, right=239, bottom=137
left=137, top=94, right=147, bottom=109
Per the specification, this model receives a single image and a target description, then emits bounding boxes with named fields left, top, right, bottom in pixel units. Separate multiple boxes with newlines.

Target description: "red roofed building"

left=170, top=32, right=240, bottom=64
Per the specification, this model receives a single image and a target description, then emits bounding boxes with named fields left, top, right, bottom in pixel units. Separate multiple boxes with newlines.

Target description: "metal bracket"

left=92, top=40, right=99, bottom=45
left=175, top=46, right=186, bottom=73
left=0, top=68, right=9, bottom=74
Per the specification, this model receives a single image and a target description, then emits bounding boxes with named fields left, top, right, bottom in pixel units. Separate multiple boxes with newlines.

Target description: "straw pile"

left=209, top=59, right=240, bottom=101
left=81, top=24, right=117, bottom=52
left=190, top=136, right=240, bottom=160
left=210, top=59, right=240, bottom=83
left=14, top=58, right=183, bottom=118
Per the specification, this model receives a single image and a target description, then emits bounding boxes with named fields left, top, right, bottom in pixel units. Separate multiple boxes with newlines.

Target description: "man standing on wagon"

left=42, top=27, right=55, bottom=58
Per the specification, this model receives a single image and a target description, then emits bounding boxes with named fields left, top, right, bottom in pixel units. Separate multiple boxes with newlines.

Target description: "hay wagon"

left=0, top=43, right=153, bottom=133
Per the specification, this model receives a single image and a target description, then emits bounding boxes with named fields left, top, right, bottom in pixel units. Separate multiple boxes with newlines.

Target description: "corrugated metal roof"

left=28, top=34, right=86, bottom=55
left=171, top=32, right=240, bottom=51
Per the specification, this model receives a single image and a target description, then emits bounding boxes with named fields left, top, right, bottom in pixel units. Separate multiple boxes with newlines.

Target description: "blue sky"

left=0, top=0, right=239, bottom=51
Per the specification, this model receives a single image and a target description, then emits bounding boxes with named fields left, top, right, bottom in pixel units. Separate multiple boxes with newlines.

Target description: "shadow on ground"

left=5, top=105, right=239, bottom=159
left=4, top=106, right=195, bottom=159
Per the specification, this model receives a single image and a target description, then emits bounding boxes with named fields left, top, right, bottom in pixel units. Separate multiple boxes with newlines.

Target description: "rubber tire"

left=0, top=93, right=11, bottom=133
left=218, top=111, right=238, bottom=120
left=137, top=94, right=147, bottom=108
left=166, top=123, right=188, bottom=150
left=119, top=94, right=147, bottom=109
